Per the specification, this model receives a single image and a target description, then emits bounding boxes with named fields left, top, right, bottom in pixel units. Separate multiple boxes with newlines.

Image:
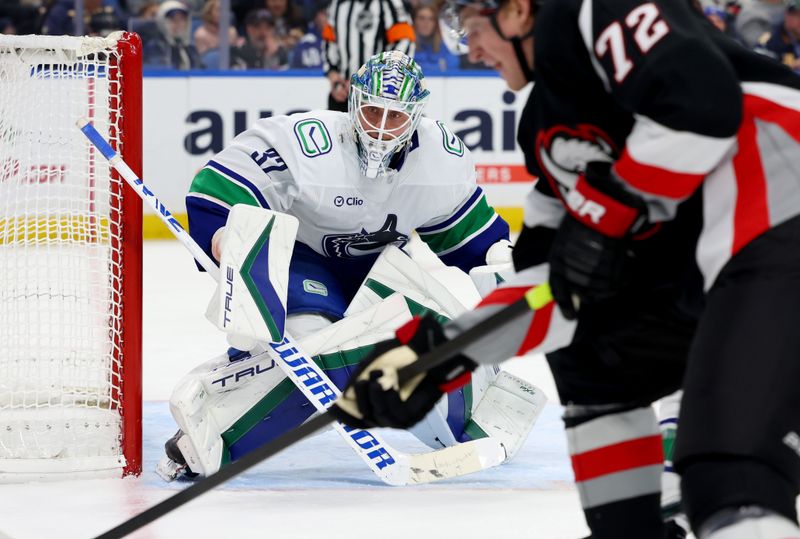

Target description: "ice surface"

left=0, top=241, right=591, bottom=539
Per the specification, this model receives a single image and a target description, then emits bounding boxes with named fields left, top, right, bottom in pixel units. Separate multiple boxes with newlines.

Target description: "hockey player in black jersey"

left=331, top=1, right=800, bottom=538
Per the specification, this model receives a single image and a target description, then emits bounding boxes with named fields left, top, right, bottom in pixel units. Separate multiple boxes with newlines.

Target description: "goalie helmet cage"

left=0, top=32, right=142, bottom=481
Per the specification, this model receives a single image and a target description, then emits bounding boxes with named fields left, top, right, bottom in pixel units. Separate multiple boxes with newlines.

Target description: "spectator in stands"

left=194, top=0, right=240, bottom=58
left=127, top=1, right=159, bottom=52
left=88, top=6, right=122, bottom=36
left=231, top=8, right=289, bottom=69
left=126, top=0, right=154, bottom=20
left=265, top=0, right=307, bottom=49
left=42, top=0, right=126, bottom=35
left=142, top=0, right=200, bottom=70
left=705, top=4, right=729, bottom=32
left=136, top=1, right=159, bottom=19
left=323, top=0, right=415, bottom=111
left=756, top=0, right=800, bottom=72
left=289, top=4, right=326, bottom=69
left=413, top=4, right=458, bottom=73
left=232, top=0, right=259, bottom=30
left=0, top=0, right=45, bottom=34
left=736, top=0, right=787, bottom=48
left=0, top=16, right=15, bottom=34
left=293, top=0, right=328, bottom=24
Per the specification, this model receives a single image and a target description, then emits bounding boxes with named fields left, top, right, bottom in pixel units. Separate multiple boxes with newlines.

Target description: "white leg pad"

left=169, top=377, right=224, bottom=477
left=165, top=299, right=411, bottom=478
left=469, top=371, right=548, bottom=460
left=167, top=347, right=289, bottom=477
left=407, top=364, right=498, bottom=449
left=704, top=509, right=800, bottom=539
left=345, top=245, right=470, bottom=319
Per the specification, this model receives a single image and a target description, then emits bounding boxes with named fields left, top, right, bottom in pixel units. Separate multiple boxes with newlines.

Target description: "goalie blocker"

left=158, top=206, right=547, bottom=480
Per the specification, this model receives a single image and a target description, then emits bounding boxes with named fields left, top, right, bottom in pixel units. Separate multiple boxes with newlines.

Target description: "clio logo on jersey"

left=334, top=195, right=364, bottom=207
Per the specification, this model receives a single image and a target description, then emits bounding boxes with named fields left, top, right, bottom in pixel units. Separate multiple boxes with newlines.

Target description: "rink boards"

left=139, top=72, right=533, bottom=237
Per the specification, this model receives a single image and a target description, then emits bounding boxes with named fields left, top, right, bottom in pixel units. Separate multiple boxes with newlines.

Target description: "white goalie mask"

left=348, top=51, right=430, bottom=179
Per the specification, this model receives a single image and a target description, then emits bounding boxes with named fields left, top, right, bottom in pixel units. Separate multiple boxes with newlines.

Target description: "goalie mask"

left=349, top=51, right=430, bottom=179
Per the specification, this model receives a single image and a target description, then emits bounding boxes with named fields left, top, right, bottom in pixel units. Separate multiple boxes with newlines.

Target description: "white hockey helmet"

left=348, top=51, right=430, bottom=179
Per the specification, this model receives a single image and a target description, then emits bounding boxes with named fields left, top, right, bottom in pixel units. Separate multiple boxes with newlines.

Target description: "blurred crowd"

left=698, top=0, right=800, bottom=72
left=3, top=0, right=800, bottom=74
left=0, top=0, right=479, bottom=72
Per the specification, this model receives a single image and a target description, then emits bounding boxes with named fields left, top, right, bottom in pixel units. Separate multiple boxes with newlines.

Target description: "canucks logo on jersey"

left=322, top=214, right=408, bottom=258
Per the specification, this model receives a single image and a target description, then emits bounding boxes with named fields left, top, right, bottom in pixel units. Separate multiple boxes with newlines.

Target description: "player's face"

left=358, top=105, right=411, bottom=141
left=460, top=3, right=534, bottom=91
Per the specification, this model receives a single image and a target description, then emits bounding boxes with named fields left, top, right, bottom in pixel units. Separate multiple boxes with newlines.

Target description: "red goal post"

left=0, top=32, right=142, bottom=480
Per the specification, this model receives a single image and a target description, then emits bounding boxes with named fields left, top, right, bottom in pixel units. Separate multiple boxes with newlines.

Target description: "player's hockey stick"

left=92, top=288, right=546, bottom=539
left=78, top=119, right=511, bottom=487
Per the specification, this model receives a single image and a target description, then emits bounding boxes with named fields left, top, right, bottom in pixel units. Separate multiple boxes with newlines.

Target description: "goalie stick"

left=93, top=289, right=548, bottom=539
left=78, top=118, right=512, bottom=487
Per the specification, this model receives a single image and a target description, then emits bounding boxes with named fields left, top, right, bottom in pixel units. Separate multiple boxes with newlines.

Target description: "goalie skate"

left=155, top=430, right=199, bottom=482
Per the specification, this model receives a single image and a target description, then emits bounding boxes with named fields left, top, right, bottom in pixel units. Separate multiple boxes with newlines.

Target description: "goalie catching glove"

left=331, top=314, right=477, bottom=430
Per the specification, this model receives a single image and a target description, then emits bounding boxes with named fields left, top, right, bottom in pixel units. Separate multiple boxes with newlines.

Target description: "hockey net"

left=0, top=32, right=142, bottom=480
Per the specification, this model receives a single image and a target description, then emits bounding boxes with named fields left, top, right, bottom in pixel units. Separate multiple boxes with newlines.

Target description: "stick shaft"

left=399, top=296, right=532, bottom=383
left=94, top=414, right=333, bottom=539
left=78, top=119, right=220, bottom=281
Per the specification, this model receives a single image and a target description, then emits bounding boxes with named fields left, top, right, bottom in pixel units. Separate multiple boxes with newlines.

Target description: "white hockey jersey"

left=186, top=110, right=508, bottom=273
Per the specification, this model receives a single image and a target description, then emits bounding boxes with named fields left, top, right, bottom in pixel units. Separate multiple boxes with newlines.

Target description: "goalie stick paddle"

left=92, top=292, right=539, bottom=539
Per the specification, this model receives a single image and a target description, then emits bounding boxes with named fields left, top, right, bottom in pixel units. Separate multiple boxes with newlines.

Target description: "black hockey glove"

left=512, top=224, right=558, bottom=272
left=549, top=162, right=648, bottom=320
left=330, top=315, right=477, bottom=430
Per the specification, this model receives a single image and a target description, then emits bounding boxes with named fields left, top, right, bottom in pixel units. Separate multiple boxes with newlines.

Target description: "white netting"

left=0, top=34, right=126, bottom=476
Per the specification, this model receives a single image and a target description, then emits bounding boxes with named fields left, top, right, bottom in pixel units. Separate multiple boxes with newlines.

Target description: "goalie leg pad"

left=168, top=377, right=225, bottom=477
left=345, top=245, right=470, bottom=320
left=467, top=370, right=548, bottom=460
left=164, top=347, right=293, bottom=477
left=163, top=297, right=413, bottom=480
left=406, top=364, right=496, bottom=449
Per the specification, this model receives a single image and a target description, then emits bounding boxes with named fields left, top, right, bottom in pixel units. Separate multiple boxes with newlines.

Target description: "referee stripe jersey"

left=323, top=0, right=416, bottom=78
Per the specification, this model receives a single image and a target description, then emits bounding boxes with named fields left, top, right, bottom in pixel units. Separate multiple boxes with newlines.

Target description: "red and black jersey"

left=447, top=0, right=800, bottom=366
left=520, top=0, right=800, bottom=291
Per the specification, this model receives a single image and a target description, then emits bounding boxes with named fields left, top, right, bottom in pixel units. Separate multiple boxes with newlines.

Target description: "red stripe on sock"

left=571, top=435, right=664, bottom=482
